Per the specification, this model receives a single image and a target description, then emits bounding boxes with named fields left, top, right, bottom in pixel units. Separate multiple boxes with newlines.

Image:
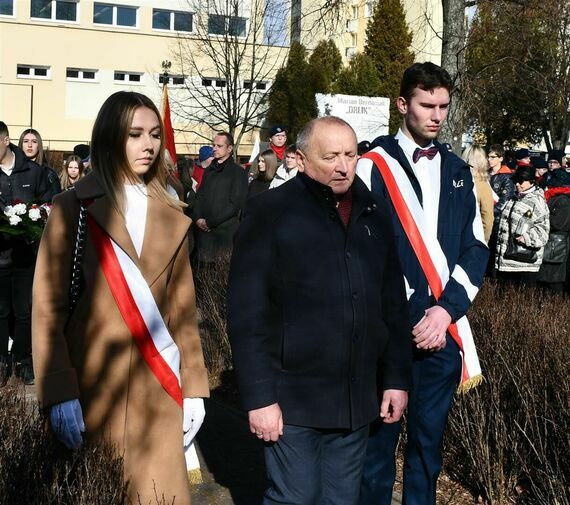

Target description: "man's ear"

left=396, top=97, right=407, bottom=116
left=295, top=151, right=305, bottom=172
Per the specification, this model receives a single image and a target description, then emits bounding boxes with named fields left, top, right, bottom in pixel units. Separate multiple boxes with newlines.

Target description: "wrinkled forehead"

left=311, top=124, right=357, bottom=153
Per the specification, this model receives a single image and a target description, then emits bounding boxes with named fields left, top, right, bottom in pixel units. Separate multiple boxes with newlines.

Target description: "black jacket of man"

left=227, top=172, right=412, bottom=430
left=192, top=156, right=248, bottom=261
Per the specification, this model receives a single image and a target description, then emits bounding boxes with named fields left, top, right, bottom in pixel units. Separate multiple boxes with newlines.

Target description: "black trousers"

left=0, top=265, right=34, bottom=361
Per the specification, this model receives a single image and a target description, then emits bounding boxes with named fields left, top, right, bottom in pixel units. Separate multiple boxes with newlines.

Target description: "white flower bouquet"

left=0, top=200, right=52, bottom=242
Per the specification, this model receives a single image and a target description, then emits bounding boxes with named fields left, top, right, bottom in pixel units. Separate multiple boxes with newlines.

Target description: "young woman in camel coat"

left=32, top=92, right=209, bottom=504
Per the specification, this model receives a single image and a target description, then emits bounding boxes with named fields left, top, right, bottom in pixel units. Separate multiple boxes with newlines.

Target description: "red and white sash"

left=87, top=216, right=202, bottom=478
left=361, top=150, right=482, bottom=392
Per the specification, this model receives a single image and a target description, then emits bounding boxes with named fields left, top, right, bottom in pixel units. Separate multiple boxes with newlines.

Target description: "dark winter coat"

left=538, top=193, right=570, bottom=283
left=247, top=178, right=271, bottom=199
left=228, top=173, right=412, bottom=430
left=41, top=162, right=61, bottom=203
left=490, top=167, right=515, bottom=222
left=191, top=157, right=248, bottom=262
left=0, top=145, right=49, bottom=207
left=0, top=145, right=49, bottom=267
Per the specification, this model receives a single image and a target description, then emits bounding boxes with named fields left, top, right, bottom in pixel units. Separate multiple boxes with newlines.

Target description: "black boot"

left=16, top=356, right=34, bottom=386
left=0, top=355, right=10, bottom=386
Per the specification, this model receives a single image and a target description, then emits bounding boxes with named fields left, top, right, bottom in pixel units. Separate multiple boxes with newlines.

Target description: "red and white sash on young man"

left=362, top=150, right=482, bottom=392
left=87, top=216, right=202, bottom=480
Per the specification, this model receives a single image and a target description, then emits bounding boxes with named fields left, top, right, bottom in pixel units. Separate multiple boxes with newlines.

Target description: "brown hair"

left=60, top=155, right=85, bottom=190
left=254, top=149, right=279, bottom=182
left=90, top=91, right=181, bottom=212
left=18, top=128, right=45, bottom=166
left=399, top=62, right=452, bottom=103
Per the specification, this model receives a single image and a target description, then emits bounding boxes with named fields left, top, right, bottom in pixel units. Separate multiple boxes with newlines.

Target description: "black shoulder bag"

left=503, top=201, right=538, bottom=264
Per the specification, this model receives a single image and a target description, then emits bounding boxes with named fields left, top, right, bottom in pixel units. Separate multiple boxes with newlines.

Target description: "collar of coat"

left=74, top=171, right=191, bottom=286
left=370, top=134, right=471, bottom=210
left=297, top=171, right=377, bottom=226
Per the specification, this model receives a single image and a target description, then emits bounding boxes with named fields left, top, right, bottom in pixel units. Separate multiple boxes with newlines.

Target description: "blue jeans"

left=264, top=424, right=369, bottom=505
left=360, top=336, right=462, bottom=505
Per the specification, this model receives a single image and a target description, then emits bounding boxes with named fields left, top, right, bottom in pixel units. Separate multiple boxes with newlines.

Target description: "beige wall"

left=1, top=0, right=443, bottom=155
left=305, top=0, right=443, bottom=65
left=0, top=0, right=279, bottom=155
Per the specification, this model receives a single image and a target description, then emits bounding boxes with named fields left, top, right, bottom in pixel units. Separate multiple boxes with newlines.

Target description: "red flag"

left=161, top=84, right=177, bottom=163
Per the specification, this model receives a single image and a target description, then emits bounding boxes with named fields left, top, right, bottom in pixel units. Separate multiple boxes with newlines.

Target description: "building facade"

left=0, top=0, right=442, bottom=158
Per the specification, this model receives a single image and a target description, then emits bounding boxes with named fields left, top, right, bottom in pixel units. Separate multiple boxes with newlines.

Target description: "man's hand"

left=515, top=235, right=526, bottom=245
left=196, top=218, right=210, bottom=232
left=412, top=305, right=451, bottom=352
left=248, top=403, right=283, bottom=442
left=379, top=389, right=408, bottom=424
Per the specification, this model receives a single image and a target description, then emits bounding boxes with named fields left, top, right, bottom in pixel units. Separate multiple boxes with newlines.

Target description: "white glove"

left=50, top=399, right=85, bottom=450
left=183, top=397, right=205, bottom=447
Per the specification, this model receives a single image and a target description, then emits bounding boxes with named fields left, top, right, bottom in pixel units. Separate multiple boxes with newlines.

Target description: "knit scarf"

left=270, top=143, right=286, bottom=161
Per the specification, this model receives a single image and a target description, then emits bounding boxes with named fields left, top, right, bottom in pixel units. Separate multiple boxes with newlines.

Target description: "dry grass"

left=444, top=281, right=569, bottom=504
left=0, top=382, right=125, bottom=505
left=192, top=255, right=233, bottom=383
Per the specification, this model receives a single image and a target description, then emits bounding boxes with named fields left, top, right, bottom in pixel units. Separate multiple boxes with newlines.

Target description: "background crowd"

left=1, top=117, right=569, bottom=388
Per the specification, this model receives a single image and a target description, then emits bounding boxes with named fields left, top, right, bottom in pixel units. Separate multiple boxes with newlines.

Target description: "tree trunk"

left=439, top=0, right=466, bottom=154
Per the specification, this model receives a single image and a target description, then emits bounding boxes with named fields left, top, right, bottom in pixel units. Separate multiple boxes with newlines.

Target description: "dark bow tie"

left=412, top=147, right=439, bottom=163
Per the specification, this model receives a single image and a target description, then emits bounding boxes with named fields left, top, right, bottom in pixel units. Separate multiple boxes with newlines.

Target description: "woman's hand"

left=50, top=399, right=85, bottom=449
left=183, top=398, right=205, bottom=446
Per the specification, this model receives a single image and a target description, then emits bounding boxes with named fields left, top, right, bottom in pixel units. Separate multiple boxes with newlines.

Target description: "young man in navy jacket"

left=356, top=63, right=488, bottom=505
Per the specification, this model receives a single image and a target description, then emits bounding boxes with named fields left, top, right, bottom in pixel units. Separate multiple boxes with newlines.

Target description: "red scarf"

left=271, top=143, right=286, bottom=161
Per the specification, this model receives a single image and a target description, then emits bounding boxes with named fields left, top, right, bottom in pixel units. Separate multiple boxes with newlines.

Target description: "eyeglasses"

left=487, top=155, right=500, bottom=159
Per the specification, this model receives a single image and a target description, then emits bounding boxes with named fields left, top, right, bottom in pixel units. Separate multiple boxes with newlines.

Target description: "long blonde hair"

left=60, top=155, right=85, bottom=190
left=462, top=145, right=489, bottom=182
left=90, top=91, right=182, bottom=213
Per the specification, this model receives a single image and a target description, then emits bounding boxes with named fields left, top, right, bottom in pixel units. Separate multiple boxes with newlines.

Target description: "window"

left=153, top=9, right=193, bottom=32
left=351, top=33, right=357, bottom=47
left=345, top=47, right=357, bottom=59
left=0, top=0, right=13, bottom=16
left=94, top=3, right=137, bottom=27
left=351, top=6, right=358, bottom=18
left=364, top=1, right=375, bottom=17
left=244, top=80, right=267, bottom=91
left=159, top=74, right=185, bottom=86
left=208, top=14, right=247, bottom=37
left=202, top=78, right=226, bottom=87
left=66, top=67, right=98, bottom=81
left=17, top=64, right=51, bottom=79
left=31, top=0, right=77, bottom=21
left=263, top=0, right=288, bottom=46
left=114, top=71, right=143, bottom=83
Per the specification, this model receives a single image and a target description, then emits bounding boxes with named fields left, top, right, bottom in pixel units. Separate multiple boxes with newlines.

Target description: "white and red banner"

left=362, top=150, right=483, bottom=392
left=88, top=216, right=201, bottom=477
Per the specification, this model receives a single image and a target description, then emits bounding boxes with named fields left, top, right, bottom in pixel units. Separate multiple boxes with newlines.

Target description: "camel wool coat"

left=32, top=173, right=209, bottom=505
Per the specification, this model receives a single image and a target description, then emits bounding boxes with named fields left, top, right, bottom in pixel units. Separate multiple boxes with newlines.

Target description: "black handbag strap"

left=69, top=199, right=88, bottom=314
